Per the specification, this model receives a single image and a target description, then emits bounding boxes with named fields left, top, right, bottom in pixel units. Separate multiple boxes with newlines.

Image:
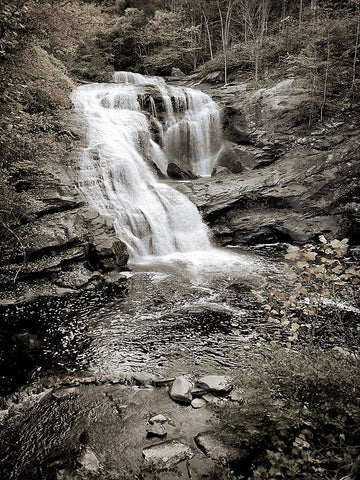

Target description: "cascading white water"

left=72, top=73, right=216, bottom=261
left=113, top=71, right=222, bottom=176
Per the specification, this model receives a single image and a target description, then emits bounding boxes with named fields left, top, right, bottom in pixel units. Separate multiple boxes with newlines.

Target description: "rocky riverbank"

left=0, top=371, right=250, bottom=479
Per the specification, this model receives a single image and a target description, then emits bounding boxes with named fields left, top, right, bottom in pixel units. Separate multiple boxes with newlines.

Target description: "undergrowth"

left=211, top=348, right=360, bottom=480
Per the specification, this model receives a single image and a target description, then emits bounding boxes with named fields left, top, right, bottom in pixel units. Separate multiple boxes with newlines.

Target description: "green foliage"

left=212, top=348, right=360, bottom=479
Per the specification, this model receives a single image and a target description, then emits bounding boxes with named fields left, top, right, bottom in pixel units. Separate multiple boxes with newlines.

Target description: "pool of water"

left=0, top=249, right=280, bottom=396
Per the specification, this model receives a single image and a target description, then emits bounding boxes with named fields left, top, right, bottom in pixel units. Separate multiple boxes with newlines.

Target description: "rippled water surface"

left=0, top=248, right=282, bottom=395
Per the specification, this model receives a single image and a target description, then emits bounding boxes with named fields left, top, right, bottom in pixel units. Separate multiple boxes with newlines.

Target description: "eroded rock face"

left=0, top=110, right=129, bottom=303
left=174, top=77, right=360, bottom=246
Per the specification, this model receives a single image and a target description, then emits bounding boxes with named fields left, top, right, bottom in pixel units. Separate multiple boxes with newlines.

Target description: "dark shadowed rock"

left=216, top=143, right=244, bottom=173
left=195, top=432, right=250, bottom=468
left=211, top=166, right=233, bottom=177
left=146, top=423, right=167, bottom=438
left=167, top=163, right=197, bottom=180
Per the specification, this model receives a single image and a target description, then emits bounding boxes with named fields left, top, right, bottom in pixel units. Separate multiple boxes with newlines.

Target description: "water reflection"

left=0, top=250, right=274, bottom=395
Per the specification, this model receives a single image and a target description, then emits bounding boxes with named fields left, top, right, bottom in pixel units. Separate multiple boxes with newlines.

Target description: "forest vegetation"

left=1, top=0, right=360, bottom=233
left=1, top=2, right=359, bottom=478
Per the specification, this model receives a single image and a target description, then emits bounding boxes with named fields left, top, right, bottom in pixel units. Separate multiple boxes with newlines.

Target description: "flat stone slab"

left=143, top=440, right=194, bottom=468
left=196, top=375, right=232, bottom=395
left=195, top=432, right=248, bottom=467
left=169, top=376, right=192, bottom=404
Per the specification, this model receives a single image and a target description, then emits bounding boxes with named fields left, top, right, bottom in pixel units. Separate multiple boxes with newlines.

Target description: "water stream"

left=1, top=72, right=277, bottom=395
left=72, top=72, right=222, bottom=260
left=4, top=73, right=357, bottom=479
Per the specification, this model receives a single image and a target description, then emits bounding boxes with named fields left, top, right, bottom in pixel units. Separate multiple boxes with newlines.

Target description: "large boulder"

left=169, top=376, right=193, bottom=404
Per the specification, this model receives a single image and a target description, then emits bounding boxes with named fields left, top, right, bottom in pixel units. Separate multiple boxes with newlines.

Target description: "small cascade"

left=72, top=75, right=215, bottom=261
left=113, top=71, right=222, bottom=176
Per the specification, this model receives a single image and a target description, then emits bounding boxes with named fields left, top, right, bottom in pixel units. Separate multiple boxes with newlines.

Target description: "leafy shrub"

left=253, top=238, right=360, bottom=351
left=212, top=348, right=360, bottom=479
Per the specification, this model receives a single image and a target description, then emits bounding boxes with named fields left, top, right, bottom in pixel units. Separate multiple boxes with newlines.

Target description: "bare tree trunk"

left=311, top=0, right=318, bottom=19
left=217, top=0, right=234, bottom=85
left=320, top=33, right=330, bottom=123
left=351, top=7, right=360, bottom=102
left=202, top=10, right=214, bottom=60
left=299, top=0, right=303, bottom=27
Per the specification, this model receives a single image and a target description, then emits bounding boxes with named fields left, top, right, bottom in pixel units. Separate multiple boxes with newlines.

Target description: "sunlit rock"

left=143, top=440, right=193, bottom=468
left=196, top=375, right=232, bottom=395
left=169, top=376, right=192, bottom=404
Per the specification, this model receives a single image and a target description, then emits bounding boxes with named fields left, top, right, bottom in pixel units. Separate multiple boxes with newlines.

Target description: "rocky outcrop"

left=0, top=109, right=129, bottom=303
left=167, top=162, right=198, bottom=180
left=176, top=77, right=360, bottom=245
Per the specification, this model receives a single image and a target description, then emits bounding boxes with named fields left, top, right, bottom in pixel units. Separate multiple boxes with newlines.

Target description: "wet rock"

left=191, top=398, right=207, bottom=409
left=146, top=423, right=167, bottom=438
left=211, top=166, right=233, bottom=177
left=195, top=432, right=249, bottom=468
left=196, top=375, right=232, bottom=395
left=77, top=446, right=100, bottom=473
left=52, top=387, right=79, bottom=399
left=149, top=414, right=168, bottom=424
left=167, top=163, right=197, bottom=180
left=169, top=376, right=192, bottom=404
left=143, top=440, right=194, bottom=468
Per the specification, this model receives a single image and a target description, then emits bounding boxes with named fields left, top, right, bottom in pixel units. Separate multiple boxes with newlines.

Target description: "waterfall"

left=113, top=72, right=222, bottom=176
left=72, top=72, right=221, bottom=261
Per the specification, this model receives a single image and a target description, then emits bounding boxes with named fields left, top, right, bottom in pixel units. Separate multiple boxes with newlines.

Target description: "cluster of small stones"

left=0, top=372, right=246, bottom=474
left=139, top=374, right=246, bottom=470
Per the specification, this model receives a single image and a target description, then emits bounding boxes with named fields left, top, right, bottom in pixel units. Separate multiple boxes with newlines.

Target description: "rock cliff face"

left=176, top=77, right=359, bottom=246
left=0, top=109, right=128, bottom=303
left=1, top=76, right=358, bottom=302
